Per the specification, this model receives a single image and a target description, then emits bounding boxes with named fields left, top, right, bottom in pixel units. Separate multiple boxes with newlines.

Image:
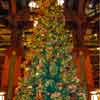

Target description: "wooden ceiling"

left=0, top=0, right=100, bottom=89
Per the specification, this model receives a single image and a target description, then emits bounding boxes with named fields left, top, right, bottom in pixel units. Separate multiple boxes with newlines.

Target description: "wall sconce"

left=0, top=92, right=6, bottom=100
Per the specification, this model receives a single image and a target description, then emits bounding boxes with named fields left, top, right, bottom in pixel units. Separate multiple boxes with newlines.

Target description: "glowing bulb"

left=25, top=68, right=30, bottom=71
left=90, top=91, right=97, bottom=94
left=94, top=33, right=97, bottom=37
left=0, top=92, right=5, bottom=96
left=27, top=86, right=32, bottom=89
left=57, top=0, right=64, bottom=6
left=89, top=3, right=93, bottom=8
left=33, top=20, right=38, bottom=27
left=28, top=0, right=39, bottom=10
left=36, top=72, right=39, bottom=76
left=97, top=47, right=100, bottom=50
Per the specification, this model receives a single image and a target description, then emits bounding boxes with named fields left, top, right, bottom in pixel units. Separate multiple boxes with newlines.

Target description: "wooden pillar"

left=81, top=49, right=94, bottom=100
left=1, top=47, right=22, bottom=99
left=83, top=51, right=94, bottom=91
left=13, top=48, right=22, bottom=89
left=73, top=48, right=88, bottom=91
left=1, top=48, right=12, bottom=90
left=73, top=48, right=94, bottom=93
left=73, top=48, right=81, bottom=79
left=7, top=49, right=17, bottom=100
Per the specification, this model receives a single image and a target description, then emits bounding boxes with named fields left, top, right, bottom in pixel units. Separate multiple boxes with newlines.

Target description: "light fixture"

left=97, top=47, right=100, bottom=50
left=28, top=0, right=39, bottom=11
left=88, top=0, right=95, bottom=8
left=33, top=20, right=38, bottom=27
left=90, top=90, right=100, bottom=100
left=0, top=92, right=6, bottom=100
left=57, top=0, right=64, bottom=6
left=89, top=3, right=93, bottom=8
left=94, top=33, right=97, bottom=37
left=90, top=91, right=97, bottom=94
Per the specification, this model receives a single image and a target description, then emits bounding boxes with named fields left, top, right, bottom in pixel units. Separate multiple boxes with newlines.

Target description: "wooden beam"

left=9, top=0, right=16, bottom=15
left=1, top=48, right=12, bottom=91
left=7, top=50, right=17, bottom=100
left=72, top=47, right=94, bottom=92
left=78, top=0, right=86, bottom=17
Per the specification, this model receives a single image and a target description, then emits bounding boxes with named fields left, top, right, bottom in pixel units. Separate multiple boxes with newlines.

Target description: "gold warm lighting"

left=0, top=48, right=6, bottom=51
left=25, top=67, right=30, bottom=71
left=97, top=47, right=100, bottom=50
left=12, top=51, right=16, bottom=56
left=0, top=24, right=5, bottom=27
left=0, top=29, right=11, bottom=34
left=24, top=29, right=33, bottom=33
left=94, top=33, right=98, bottom=37
left=33, top=20, right=38, bottom=27
left=89, top=47, right=100, bottom=51
left=88, top=3, right=93, bottom=8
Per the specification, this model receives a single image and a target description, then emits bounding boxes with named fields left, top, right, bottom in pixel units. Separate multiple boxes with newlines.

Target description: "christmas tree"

left=15, top=0, right=86, bottom=100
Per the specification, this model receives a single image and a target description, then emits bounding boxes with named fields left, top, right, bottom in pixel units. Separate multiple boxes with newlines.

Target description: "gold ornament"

left=12, top=51, right=16, bottom=55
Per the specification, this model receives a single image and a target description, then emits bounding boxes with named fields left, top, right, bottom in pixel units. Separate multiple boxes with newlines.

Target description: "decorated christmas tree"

left=15, top=0, right=86, bottom=100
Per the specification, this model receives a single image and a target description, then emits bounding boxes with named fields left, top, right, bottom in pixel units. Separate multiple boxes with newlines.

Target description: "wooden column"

left=1, top=47, right=22, bottom=100
left=1, top=48, right=12, bottom=90
left=73, top=48, right=88, bottom=90
left=73, top=48, right=81, bottom=79
left=13, top=48, right=22, bottom=89
left=7, top=50, right=17, bottom=100
left=73, top=48, right=94, bottom=91
left=83, top=51, right=94, bottom=91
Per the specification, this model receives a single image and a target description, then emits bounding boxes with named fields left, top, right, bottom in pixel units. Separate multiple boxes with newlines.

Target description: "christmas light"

left=15, top=0, right=87, bottom=99
left=25, top=67, right=30, bottom=71
left=33, top=20, right=38, bottom=27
